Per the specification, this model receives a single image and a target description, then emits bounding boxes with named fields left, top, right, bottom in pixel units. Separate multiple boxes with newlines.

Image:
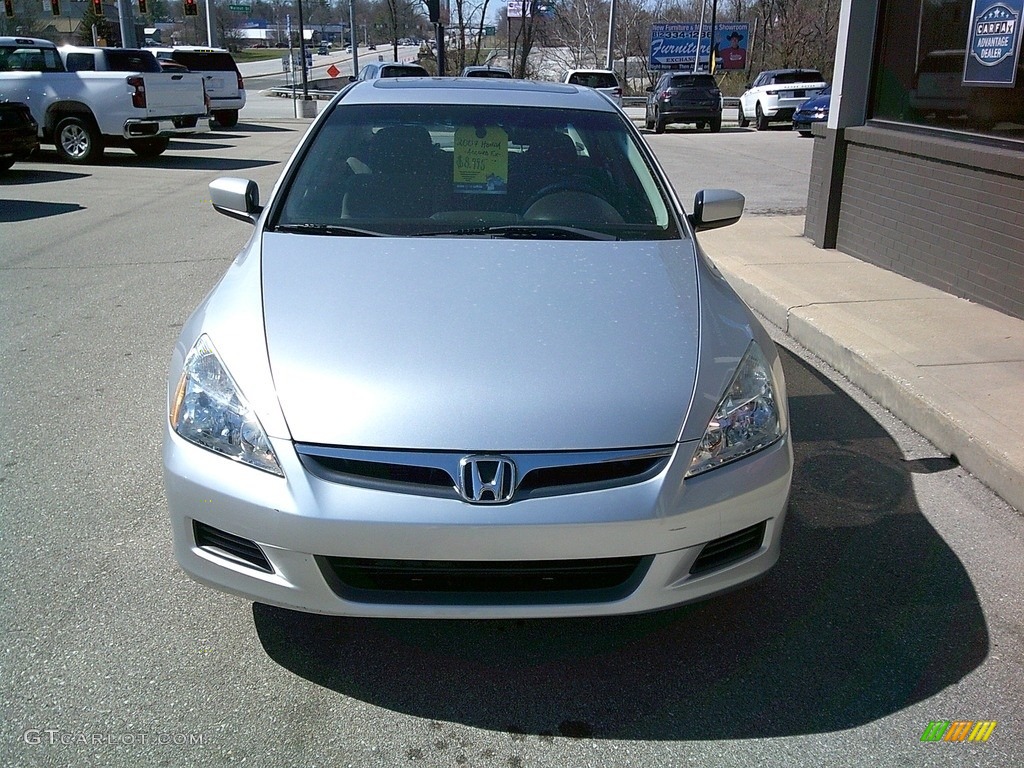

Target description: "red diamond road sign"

left=327, top=63, right=340, bottom=78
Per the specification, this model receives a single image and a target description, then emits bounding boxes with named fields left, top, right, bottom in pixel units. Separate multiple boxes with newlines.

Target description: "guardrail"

left=624, top=95, right=741, bottom=107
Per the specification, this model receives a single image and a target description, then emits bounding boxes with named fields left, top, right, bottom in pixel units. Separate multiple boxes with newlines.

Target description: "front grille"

left=193, top=520, right=273, bottom=573
left=295, top=444, right=671, bottom=500
left=689, top=521, right=767, bottom=575
left=319, top=555, right=652, bottom=605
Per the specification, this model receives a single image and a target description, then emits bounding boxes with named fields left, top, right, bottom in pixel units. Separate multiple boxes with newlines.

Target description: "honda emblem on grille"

left=458, top=455, right=517, bottom=504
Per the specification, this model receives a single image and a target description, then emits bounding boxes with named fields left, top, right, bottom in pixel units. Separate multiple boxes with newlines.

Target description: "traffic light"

left=426, top=0, right=439, bottom=23
left=91, top=0, right=103, bottom=16
left=51, top=0, right=60, bottom=15
left=138, top=0, right=147, bottom=13
left=4, top=0, right=14, bottom=17
left=184, top=0, right=197, bottom=16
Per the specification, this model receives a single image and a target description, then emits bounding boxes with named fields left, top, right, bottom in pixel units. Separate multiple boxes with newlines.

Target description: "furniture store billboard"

left=650, top=22, right=750, bottom=71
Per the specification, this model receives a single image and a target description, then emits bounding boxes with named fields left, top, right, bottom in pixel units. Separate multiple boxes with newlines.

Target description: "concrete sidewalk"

left=237, top=92, right=1024, bottom=513
left=700, top=216, right=1024, bottom=514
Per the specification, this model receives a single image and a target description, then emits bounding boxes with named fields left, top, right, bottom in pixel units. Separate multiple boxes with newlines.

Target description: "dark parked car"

left=645, top=72, right=723, bottom=133
left=792, top=85, right=832, bottom=136
left=0, top=100, right=40, bottom=171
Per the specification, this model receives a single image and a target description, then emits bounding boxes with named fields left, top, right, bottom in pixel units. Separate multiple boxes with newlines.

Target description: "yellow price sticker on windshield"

left=453, top=126, right=508, bottom=194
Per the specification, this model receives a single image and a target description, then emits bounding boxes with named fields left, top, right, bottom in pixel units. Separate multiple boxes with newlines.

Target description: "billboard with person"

left=650, top=22, right=749, bottom=71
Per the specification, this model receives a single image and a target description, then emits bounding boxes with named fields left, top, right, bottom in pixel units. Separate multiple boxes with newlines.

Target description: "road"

left=1, top=123, right=1022, bottom=767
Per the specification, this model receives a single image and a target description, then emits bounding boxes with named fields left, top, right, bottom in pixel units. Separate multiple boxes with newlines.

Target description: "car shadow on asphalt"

left=252, top=345, right=987, bottom=741
left=0, top=199, right=84, bottom=222
left=0, top=168, right=89, bottom=185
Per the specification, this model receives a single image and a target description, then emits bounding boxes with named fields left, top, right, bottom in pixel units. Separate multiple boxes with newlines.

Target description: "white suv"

left=563, top=69, right=623, bottom=107
left=146, top=46, right=246, bottom=128
left=739, top=69, right=827, bottom=130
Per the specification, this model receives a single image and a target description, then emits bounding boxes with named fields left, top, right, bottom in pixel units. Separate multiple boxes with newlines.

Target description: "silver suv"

left=739, top=69, right=827, bottom=130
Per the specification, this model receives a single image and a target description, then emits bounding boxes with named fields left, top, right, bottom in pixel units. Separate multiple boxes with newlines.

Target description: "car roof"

left=341, top=77, right=621, bottom=112
left=0, top=36, right=57, bottom=47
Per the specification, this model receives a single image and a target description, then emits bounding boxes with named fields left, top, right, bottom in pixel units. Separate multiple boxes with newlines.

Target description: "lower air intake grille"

left=193, top=521, right=273, bottom=573
left=689, top=520, right=767, bottom=575
left=320, top=555, right=651, bottom=605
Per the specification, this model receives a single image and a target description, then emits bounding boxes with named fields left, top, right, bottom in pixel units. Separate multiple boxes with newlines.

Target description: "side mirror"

left=209, top=177, right=261, bottom=224
left=348, top=74, right=357, bottom=82
left=645, top=85, right=655, bottom=92
left=688, top=189, right=744, bottom=232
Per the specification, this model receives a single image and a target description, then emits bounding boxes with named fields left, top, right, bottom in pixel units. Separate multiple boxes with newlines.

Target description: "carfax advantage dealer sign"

left=963, top=0, right=1024, bottom=85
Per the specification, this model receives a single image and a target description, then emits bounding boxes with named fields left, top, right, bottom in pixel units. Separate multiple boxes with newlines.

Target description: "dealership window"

left=873, top=0, right=1024, bottom=141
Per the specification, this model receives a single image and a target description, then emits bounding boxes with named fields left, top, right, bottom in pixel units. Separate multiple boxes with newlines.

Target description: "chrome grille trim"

left=294, top=444, right=673, bottom=500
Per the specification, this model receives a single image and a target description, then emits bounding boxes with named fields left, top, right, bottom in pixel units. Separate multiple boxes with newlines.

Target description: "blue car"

left=792, top=85, right=831, bottom=136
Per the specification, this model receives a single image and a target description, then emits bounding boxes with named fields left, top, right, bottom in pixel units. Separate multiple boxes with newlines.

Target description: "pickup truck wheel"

left=212, top=110, right=239, bottom=128
left=55, top=116, right=103, bottom=164
left=130, top=137, right=170, bottom=158
left=756, top=103, right=770, bottom=131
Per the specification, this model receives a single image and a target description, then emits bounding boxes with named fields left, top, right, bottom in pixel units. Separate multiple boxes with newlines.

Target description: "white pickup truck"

left=0, top=37, right=208, bottom=163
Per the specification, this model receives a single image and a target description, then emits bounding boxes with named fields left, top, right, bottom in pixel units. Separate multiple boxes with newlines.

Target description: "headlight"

left=687, top=340, right=783, bottom=477
left=169, top=334, right=283, bottom=476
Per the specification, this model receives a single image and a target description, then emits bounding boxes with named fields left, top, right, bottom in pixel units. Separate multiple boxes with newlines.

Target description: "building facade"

left=806, top=0, right=1024, bottom=320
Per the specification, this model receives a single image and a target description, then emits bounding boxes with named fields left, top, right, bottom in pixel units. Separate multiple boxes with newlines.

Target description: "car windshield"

left=568, top=72, right=619, bottom=89
left=272, top=102, right=677, bottom=240
left=380, top=65, right=428, bottom=78
left=168, top=51, right=238, bottom=72
left=775, top=70, right=824, bottom=84
left=669, top=74, right=717, bottom=88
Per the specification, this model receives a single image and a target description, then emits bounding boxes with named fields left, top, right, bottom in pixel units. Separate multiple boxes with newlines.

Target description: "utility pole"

left=205, top=0, right=214, bottom=47
left=348, top=0, right=359, bottom=79
left=297, top=0, right=309, bottom=99
left=708, top=0, right=719, bottom=74
left=605, top=0, right=617, bottom=71
left=117, top=0, right=138, bottom=48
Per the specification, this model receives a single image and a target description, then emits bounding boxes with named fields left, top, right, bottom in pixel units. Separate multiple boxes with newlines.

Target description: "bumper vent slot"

left=689, top=520, right=767, bottom=576
left=320, top=555, right=652, bottom=605
left=193, top=521, right=273, bottom=573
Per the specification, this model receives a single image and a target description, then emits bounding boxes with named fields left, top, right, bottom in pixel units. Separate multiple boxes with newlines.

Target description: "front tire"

left=738, top=107, right=750, bottom=128
left=212, top=110, right=239, bottom=128
left=129, top=137, right=170, bottom=158
left=756, top=103, right=770, bottom=131
left=54, top=116, right=103, bottom=164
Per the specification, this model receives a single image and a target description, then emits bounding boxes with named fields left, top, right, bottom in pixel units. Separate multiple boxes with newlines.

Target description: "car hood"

left=261, top=233, right=701, bottom=451
left=797, top=92, right=831, bottom=111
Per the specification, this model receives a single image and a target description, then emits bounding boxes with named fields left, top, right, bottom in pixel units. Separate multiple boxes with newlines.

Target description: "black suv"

left=645, top=72, right=723, bottom=133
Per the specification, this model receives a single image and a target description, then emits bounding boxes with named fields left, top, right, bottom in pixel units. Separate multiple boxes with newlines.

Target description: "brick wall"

left=832, top=125, right=1024, bottom=320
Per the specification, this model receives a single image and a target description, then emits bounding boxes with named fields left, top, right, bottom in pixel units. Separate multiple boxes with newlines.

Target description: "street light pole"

left=297, top=0, right=309, bottom=99
left=605, top=0, right=617, bottom=71
left=348, top=0, right=359, bottom=79
left=206, top=0, right=214, bottom=47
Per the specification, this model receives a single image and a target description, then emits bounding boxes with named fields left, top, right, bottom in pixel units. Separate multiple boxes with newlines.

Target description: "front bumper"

left=164, top=428, right=792, bottom=618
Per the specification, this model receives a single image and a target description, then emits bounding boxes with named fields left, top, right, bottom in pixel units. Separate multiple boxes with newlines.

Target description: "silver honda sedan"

left=163, top=78, right=792, bottom=618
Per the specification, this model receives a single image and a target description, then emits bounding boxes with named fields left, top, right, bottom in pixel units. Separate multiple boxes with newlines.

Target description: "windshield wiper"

left=273, top=223, right=384, bottom=237
left=424, top=224, right=618, bottom=241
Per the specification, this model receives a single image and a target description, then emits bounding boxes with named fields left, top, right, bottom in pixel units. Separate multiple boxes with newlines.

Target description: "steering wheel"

left=522, top=176, right=605, bottom=213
